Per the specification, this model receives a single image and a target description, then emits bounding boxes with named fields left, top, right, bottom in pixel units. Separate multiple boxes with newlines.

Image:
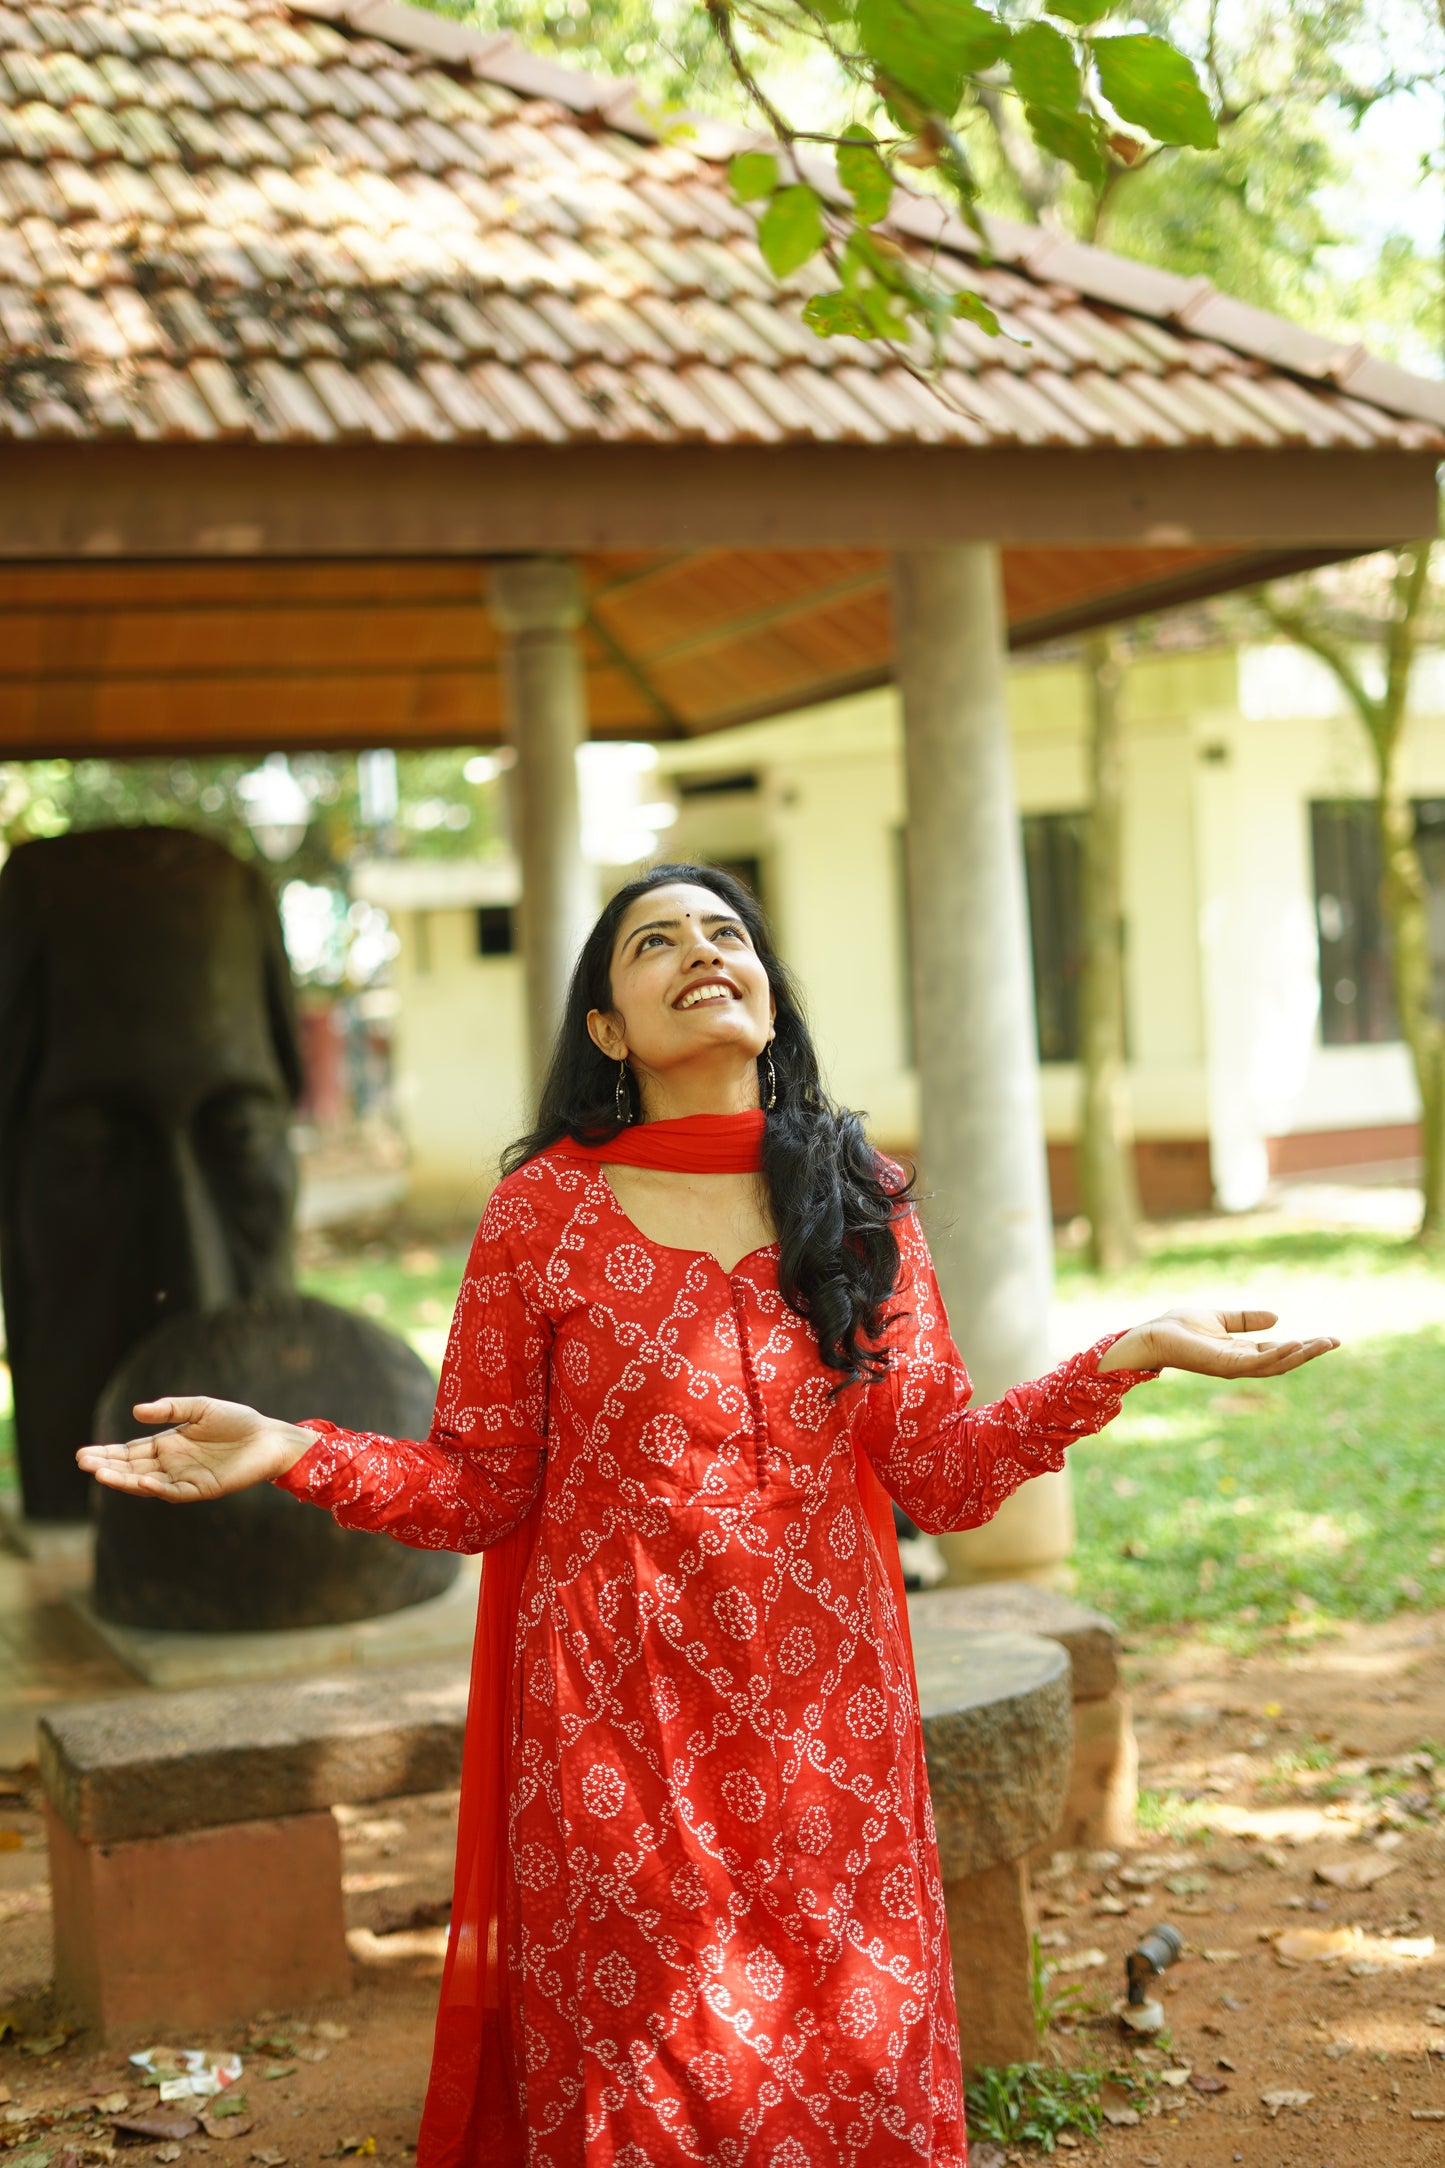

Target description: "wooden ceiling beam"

left=1, top=444, right=1435, bottom=559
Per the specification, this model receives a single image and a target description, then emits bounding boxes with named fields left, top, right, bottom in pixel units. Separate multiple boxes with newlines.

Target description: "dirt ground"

left=4, top=1613, right=1445, bottom=2166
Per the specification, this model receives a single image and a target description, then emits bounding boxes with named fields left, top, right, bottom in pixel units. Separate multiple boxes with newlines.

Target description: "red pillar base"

left=46, top=1802, right=352, bottom=2036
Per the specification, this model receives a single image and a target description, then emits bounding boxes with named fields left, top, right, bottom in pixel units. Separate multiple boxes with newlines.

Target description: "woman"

left=80, top=865, right=1336, bottom=2168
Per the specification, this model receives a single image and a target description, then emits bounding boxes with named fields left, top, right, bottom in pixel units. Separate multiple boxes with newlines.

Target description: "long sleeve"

left=273, top=1191, right=551, bottom=1553
left=858, top=1208, right=1158, bottom=1535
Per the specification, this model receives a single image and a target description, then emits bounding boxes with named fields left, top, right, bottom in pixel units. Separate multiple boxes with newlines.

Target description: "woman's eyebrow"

left=624, top=911, right=740, bottom=954
left=624, top=916, right=680, bottom=951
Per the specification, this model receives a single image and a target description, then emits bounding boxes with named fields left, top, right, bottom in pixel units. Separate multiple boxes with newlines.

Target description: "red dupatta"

left=416, top=1112, right=915, bottom=2168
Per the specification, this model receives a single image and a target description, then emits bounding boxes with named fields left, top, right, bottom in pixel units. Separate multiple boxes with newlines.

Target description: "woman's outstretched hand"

left=1097, top=1308, right=1340, bottom=1378
left=76, top=1398, right=318, bottom=1504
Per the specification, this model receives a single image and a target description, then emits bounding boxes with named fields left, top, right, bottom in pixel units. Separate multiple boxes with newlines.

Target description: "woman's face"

left=587, top=882, right=774, bottom=1097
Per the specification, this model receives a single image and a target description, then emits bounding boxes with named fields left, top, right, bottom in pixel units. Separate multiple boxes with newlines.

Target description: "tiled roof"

left=2, top=0, right=1443, bottom=453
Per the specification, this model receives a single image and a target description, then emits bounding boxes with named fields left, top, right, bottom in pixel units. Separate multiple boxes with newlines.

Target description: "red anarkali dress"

left=278, top=1134, right=1154, bottom=2167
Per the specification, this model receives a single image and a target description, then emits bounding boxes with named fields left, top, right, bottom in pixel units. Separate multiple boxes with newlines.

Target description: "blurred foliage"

left=0, top=749, right=510, bottom=984
left=0, top=749, right=506, bottom=874
left=422, top=1, right=1217, bottom=353
left=423, top=0, right=740, bottom=107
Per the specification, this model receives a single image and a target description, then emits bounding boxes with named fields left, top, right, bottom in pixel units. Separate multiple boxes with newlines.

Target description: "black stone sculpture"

left=92, top=1294, right=449, bottom=1631
left=0, top=826, right=456, bottom=1625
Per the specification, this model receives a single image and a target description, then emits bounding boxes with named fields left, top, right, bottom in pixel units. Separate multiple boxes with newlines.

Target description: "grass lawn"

left=1056, top=1218, right=1445, bottom=1643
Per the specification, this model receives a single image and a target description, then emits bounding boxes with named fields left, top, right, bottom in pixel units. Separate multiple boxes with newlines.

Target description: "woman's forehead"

left=614, top=882, right=736, bottom=944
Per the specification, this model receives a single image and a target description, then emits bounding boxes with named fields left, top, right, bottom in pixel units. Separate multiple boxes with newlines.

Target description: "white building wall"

left=389, top=908, right=530, bottom=1222
left=371, top=643, right=1445, bottom=1217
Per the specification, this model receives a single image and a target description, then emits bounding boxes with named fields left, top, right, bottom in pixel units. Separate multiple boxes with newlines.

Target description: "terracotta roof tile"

left=1, top=0, right=1440, bottom=459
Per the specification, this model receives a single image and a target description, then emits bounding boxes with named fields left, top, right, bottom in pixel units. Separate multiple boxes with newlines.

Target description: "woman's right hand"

left=76, top=1397, right=318, bottom=1504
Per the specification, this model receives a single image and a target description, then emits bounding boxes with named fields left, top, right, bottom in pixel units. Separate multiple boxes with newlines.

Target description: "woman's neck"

left=635, top=1061, right=762, bottom=1124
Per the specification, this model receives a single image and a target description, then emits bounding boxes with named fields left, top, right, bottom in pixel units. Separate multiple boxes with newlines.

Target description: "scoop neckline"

left=591, top=1165, right=779, bottom=1276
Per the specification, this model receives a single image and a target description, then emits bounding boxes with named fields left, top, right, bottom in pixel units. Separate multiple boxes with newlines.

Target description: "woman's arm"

left=858, top=1216, right=1335, bottom=1536
left=78, top=1194, right=552, bottom=1554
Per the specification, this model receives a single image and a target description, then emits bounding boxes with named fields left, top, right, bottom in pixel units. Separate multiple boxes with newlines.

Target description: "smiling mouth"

left=675, top=982, right=738, bottom=1011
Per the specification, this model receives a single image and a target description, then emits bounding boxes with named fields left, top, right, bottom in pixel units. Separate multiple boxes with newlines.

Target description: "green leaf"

left=836, top=129, right=894, bottom=225
left=802, top=291, right=878, bottom=339
left=1008, top=20, right=1081, bottom=116
left=1092, top=33, right=1218, bottom=149
left=857, top=0, right=1010, bottom=118
left=804, top=0, right=853, bottom=19
left=729, top=150, right=779, bottom=204
left=757, top=184, right=826, bottom=277
left=839, top=232, right=916, bottom=337
left=1046, top=0, right=1114, bottom=21
left=952, top=289, right=1002, bottom=337
left=1024, top=101, right=1106, bottom=189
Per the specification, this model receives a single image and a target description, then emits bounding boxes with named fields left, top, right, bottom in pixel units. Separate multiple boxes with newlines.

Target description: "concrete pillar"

left=489, top=558, right=599, bottom=1095
left=894, top=546, right=1070, bottom=1585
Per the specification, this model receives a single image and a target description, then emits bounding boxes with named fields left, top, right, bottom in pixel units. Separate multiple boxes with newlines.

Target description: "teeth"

left=680, top=984, right=732, bottom=1009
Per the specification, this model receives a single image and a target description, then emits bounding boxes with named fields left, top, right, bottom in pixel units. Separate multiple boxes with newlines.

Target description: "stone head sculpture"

left=0, top=827, right=300, bottom=1521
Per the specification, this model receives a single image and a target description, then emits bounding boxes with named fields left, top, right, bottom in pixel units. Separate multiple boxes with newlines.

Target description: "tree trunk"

left=1376, top=773, right=1445, bottom=1241
left=1077, top=630, right=1141, bottom=1271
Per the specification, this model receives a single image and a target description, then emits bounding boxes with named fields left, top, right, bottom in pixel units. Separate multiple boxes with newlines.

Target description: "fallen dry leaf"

left=312, top=2022, right=350, bottom=2043
left=1261, top=2088, right=1313, bottom=2113
left=1425, top=2005, right=1445, bottom=2026
left=250, top=2151, right=288, bottom=2166
left=1053, top=1947, right=1108, bottom=1974
left=0, top=1829, right=23, bottom=1851
left=91, top=2093, right=128, bottom=2114
left=969, top=2148, right=1006, bottom=2168
left=112, top=2110, right=200, bottom=2142
left=1157, top=2068, right=1191, bottom=2088
left=20, top=2028, right=73, bottom=2057
left=201, top=2114, right=256, bottom=2142
left=1099, top=2078, right=1140, bottom=2127
left=155, top=2150, right=182, bottom=2165
left=1275, top=1925, right=1360, bottom=1964
left=1314, top=1855, right=1399, bottom=1891
left=1189, top=2073, right=1228, bottom=2094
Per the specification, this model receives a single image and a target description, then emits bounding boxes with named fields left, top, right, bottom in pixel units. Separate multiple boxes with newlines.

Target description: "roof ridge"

left=287, top=0, right=670, bottom=131
left=282, top=0, right=1445, bottom=431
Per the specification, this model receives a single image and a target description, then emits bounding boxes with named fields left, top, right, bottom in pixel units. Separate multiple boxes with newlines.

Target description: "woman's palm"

left=76, top=1397, right=287, bottom=1503
left=1141, top=1307, right=1337, bottom=1377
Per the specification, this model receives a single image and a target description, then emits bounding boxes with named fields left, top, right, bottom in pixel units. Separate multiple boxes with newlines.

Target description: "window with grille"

left=475, top=905, right=516, bottom=957
left=1310, top=802, right=1396, bottom=1044
left=893, top=814, right=1087, bottom=1066
left=1022, top=812, right=1087, bottom=1063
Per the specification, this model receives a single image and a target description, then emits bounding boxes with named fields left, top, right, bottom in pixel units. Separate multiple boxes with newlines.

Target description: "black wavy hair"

left=502, top=862, right=913, bottom=1386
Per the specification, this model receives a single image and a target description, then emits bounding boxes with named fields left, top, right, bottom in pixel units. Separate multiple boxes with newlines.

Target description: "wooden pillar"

left=489, top=558, right=599, bottom=1097
left=894, top=545, right=1071, bottom=1585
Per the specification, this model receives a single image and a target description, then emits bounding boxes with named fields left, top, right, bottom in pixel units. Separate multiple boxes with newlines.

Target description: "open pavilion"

left=3, top=0, right=1442, bottom=1577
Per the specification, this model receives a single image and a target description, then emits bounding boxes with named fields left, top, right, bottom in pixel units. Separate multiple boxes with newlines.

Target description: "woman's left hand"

left=1097, top=1308, right=1339, bottom=1377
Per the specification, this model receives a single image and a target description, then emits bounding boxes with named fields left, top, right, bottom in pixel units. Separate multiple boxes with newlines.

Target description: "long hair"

left=503, top=863, right=912, bottom=1386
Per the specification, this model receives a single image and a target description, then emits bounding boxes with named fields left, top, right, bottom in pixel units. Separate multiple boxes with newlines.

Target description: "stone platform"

left=66, top=1556, right=481, bottom=1689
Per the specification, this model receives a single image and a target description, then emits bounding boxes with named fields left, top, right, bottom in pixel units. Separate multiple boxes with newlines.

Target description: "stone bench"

left=913, top=1626, right=1073, bottom=2072
left=39, top=1660, right=469, bottom=2034
left=42, top=1629, right=1074, bottom=2065
left=911, top=1580, right=1135, bottom=1853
